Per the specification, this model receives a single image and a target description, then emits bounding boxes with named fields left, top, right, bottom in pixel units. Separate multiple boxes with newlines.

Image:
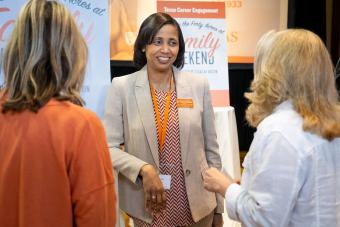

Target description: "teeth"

left=158, top=57, right=170, bottom=61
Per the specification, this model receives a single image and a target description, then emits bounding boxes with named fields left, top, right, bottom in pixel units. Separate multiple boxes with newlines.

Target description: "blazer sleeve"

left=202, top=77, right=224, bottom=213
left=103, top=78, right=148, bottom=184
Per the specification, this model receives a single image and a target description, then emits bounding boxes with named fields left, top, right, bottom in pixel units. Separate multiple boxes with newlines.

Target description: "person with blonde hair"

left=0, top=1, right=116, bottom=226
left=203, top=29, right=340, bottom=226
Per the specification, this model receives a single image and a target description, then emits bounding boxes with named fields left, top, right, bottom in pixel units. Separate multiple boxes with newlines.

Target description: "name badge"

left=160, top=174, right=171, bottom=190
left=177, top=98, right=194, bottom=108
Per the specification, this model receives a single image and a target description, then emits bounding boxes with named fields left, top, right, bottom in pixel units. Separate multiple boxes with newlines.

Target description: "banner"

left=0, top=0, right=110, bottom=117
left=109, top=0, right=287, bottom=64
left=0, top=3, right=17, bottom=89
left=158, top=1, right=229, bottom=106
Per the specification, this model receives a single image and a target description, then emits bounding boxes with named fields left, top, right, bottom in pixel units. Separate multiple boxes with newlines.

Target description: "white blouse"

left=225, top=101, right=340, bottom=227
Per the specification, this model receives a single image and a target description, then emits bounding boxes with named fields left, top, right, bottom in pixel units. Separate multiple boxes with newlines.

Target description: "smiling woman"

left=103, top=12, right=224, bottom=227
left=144, top=24, right=180, bottom=81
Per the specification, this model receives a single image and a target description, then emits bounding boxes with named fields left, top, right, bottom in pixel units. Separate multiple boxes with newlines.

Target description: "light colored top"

left=225, top=101, right=340, bottom=227
left=0, top=99, right=116, bottom=227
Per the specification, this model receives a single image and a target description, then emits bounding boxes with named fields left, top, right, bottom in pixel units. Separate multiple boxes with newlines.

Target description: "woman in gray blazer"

left=104, top=12, right=223, bottom=227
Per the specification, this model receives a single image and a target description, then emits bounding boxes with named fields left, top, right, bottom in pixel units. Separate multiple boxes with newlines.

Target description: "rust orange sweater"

left=0, top=99, right=116, bottom=227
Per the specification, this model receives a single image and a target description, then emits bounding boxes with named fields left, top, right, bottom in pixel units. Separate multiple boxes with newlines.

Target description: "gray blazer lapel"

left=174, top=69, right=192, bottom=166
left=135, top=68, right=159, bottom=168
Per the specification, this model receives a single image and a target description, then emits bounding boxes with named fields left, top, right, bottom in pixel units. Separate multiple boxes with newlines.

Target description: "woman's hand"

left=203, top=167, right=234, bottom=197
left=139, top=164, right=166, bottom=213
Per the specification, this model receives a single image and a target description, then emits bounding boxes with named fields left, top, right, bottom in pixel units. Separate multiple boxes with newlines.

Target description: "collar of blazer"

left=134, top=65, right=192, bottom=168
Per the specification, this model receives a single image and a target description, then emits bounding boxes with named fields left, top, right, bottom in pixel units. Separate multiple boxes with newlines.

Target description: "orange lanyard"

left=150, top=77, right=172, bottom=152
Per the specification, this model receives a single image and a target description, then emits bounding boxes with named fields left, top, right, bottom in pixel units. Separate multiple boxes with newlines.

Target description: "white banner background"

left=180, top=18, right=229, bottom=90
left=0, top=0, right=110, bottom=117
left=157, top=1, right=229, bottom=106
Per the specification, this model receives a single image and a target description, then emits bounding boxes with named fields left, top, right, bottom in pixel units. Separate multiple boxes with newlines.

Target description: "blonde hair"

left=246, top=29, right=340, bottom=140
left=1, top=0, right=87, bottom=113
